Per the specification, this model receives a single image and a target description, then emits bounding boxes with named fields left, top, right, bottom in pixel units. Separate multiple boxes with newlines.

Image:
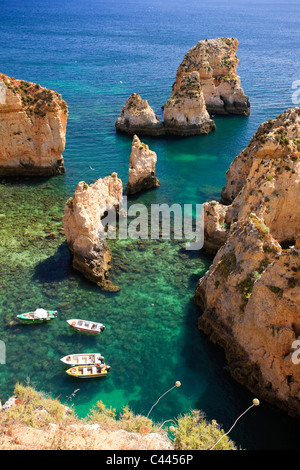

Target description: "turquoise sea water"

left=0, top=0, right=300, bottom=450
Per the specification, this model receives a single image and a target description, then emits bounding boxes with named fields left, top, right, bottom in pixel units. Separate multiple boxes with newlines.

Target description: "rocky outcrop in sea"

left=163, top=71, right=215, bottom=136
left=172, top=37, right=250, bottom=116
left=195, top=107, right=300, bottom=419
left=63, top=173, right=123, bottom=291
left=115, top=93, right=164, bottom=136
left=126, top=135, right=159, bottom=195
left=115, top=37, right=249, bottom=137
left=0, top=73, right=68, bottom=176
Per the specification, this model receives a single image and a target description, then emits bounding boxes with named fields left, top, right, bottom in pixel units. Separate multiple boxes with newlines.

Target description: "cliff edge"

left=0, top=73, right=68, bottom=176
left=195, top=108, right=300, bottom=419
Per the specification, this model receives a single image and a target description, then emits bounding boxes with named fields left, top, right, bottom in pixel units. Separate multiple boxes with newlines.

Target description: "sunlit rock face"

left=195, top=108, right=300, bottom=419
left=163, top=71, right=216, bottom=136
left=115, top=93, right=164, bottom=136
left=0, top=73, right=68, bottom=176
left=126, top=135, right=159, bottom=195
left=172, top=37, right=250, bottom=116
left=63, top=173, right=123, bottom=291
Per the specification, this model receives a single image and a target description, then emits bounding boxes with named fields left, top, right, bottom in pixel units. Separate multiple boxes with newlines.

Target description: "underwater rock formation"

left=163, top=71, right=215, bottom=136
left=0, top=73, right=68, bottom=176
left=171, top=37, right=250, bottom=116
left=115, top=93, right=164, bottom=136
left=126, top=135, right=159, bottom=195
left=195, top=108, right=300, bottom=419
left=63, top=173, right=123, bottom=290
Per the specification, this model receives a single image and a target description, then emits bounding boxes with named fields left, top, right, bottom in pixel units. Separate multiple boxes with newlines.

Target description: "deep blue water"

left=0, top=0, right=300, bottom=450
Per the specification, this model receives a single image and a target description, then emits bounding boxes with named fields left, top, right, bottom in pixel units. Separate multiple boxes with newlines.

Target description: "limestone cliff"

left=204, top=107, right=300, bottom=254
left=115, top=93, right=164, bottom=136
left=63, top=173, right=123, bottom=291
left=163, top=71, right=216, bottom=136
left=221, top=107, right=300, bottom=204
left=170, top=37, right=249, bottom=116
left=0, top=73, right=68, bottom=176
left=126, top=135, right=159, bottom=195
left=195, top=108, right=300, bottom=419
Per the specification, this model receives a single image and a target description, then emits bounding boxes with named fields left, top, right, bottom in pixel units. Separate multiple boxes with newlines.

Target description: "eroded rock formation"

left=126, top=135, right=159, bottom=195
left=172, top=37, right=250, bottom=116
left=195, top=108, right=300, bottom=419
left=115, top=38, right=249, bottom=138
left=0, top=73, right=68, bottom=176
left=163, top=71, right=215, bottom=135
left=63, top=173, right=123, bottom=291
left=115, top=93, right=164, bottom=136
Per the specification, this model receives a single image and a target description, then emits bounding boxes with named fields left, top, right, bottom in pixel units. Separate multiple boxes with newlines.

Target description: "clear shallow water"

left=0, top=0, right=300, bottom=450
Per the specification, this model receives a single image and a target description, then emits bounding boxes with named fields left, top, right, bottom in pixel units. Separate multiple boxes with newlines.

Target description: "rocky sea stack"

left=115, top=93, right=164, bottom=136
left=163, top=71, right=216, bottom=136
left=115, top=37, right=249, bottom=138
left=0, top=73, right=68, bottom=176
left=126, top=135, right=159, bottom=195
left=63, top=173, right=123, bottom=291
left=195, top=108, right=300, bottom=418
left=172, top=37, right=250, bottom=116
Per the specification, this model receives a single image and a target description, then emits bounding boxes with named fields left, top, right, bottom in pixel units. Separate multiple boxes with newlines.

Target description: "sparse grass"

left=0, top=383, right=76, bottom=428
left=0, top=73, right=67, bottom=117
left=87, top=401, right=159, bottom=434
left=0, top=384, right=239, bottom=450
left=173, top=410, right=236, bottom=450
left=218, top=252, right=237, bottom=278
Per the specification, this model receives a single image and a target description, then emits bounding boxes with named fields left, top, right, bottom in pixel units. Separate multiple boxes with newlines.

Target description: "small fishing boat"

left=66, top=319, right=105, bottom=334
left=17, top=308, right=58, bottom=323
left=66, top=363, right=111, bottom=378
left=60, top=353, right=105, bottom=366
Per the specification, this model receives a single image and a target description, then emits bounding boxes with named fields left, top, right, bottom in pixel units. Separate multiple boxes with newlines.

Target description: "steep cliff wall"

left=0, top=73, right=68, bottom=176
left=195, top=108, right=300, bottom=419
left=63, top=173, right=123, bottom=291
left=171, top=37, right=250, bottom=116
left=163, top=71, right=215, bottom=135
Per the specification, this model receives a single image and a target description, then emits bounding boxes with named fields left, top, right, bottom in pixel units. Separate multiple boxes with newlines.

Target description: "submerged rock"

left=172, top=37, right=250, bottom=116
left=63, top=173, right=123, bottom=288
left=163, top=71, right=215, bottom=136
left=195, top=107, right=300, bottom=419
left=0, top=73, right=68, bottom=176
left=126, top=135, right=159, bottom=195
left=115, top=93, right=164, bottom=136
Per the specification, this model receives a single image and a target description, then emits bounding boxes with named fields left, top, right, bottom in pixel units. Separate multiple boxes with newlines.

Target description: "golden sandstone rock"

left=115, top=93, right=164, bottom=136
left=196, top=108, right=300, bottom=419
left=126, top=135, right=159, bottom=195
left=115, top=38, right=248, bottom=137
left=63, top=173, right=123, bottom=290
left=0, top=73, right=67, bottom=176
left=173, top=37, right=250, bottom=116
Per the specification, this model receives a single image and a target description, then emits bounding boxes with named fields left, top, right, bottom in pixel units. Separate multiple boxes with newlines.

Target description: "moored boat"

left=66, top=363, right=111, bottom=378
left=17, top=308, right=58, bottom=323
left=60, top=353, right=105, bottom=366
left=66, top=319, right=105, bottom=334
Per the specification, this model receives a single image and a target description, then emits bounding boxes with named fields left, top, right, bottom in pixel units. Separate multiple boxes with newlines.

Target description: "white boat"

left=66, top=319, right=105, bottom=334
left=17, top=308, right=58, bottom=322
left=60, top=353, right=105, bottom=366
